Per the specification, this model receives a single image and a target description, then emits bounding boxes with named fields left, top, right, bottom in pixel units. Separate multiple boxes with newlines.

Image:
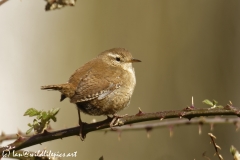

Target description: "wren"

left=41, top=48, right=141, bottom=140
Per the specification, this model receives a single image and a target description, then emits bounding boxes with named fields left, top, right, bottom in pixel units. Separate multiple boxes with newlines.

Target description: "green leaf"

left=37, top=114, right=42, bottom=120
left=217, top=105, right=224, bottom=108
left=23, top=108, right=40, bottom=117
left=51, top=108, right=60, bottom=116
left=33, top=119, right=38, bottom=126
left=212, top=100, right=218, bottom=105
left=202, top=99, right=214, bottom=106
left=27, top=123, right=32, bottom=127
left=26, top=127, right=33, bottom=135
left=42, top=111, right=48, bottom=120
left=51, top=116, right=57, bottom=122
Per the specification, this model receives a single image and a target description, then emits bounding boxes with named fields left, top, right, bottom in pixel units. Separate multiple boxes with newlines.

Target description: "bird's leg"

left=109, top=114, right=128, bottom=130
left=78, top=108, right=87, bottom=141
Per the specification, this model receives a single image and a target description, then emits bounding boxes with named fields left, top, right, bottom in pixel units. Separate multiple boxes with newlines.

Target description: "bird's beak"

left=130, top=58, right=141, bottom=63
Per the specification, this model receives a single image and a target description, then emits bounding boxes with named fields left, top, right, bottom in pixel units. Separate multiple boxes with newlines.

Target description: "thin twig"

left=105, top=117, right=240, bottom=133
left=208, top=133, right=223, bottom=160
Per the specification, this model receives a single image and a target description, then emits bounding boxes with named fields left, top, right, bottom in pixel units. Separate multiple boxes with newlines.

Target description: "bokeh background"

left=1, top=0, right=240, bottom=159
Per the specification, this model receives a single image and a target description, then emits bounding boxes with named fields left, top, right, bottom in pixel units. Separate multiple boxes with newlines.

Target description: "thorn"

left=146, top=127, right=152, bottom=139
left=16, top=133, right=24, bottom=139
left=15, top=134, right=24, bottom=142
left=216, top=145, right=221, bottom=150
left=17, top=129, right=23, bottom=135
left=169, top=126, right=173, bottom=137
left=179, top=112, right=185, bottom=118
left=135, top=107, right=144, bottom=116
left=224, top=104, right=234, bottom=110
left=1, top=131, right=5, bottom=137
left=43, top=130, right=49, bottom=135
left=159, top=114, right=165, bottom=120
left=202, top=151, right=211, bottom=160
left=210, top=123, right=214, bottom=131
left=208, top=133, right=216, bottom=139
left=184, top=106, right=194, bottom=111
left=225, top=101, right=235, bottom=110
left=192, top=96, right=194, bottom=107
left=118, top=131, right=121, bottom=141
left=219, top=155, right=223, bottom=160
left=138, top=107, right=142, bottom=112
left=235, top=122, right=240, bottom=131
left=16, top=133, right=21, bottom=138
left=199, top=124, right=202, bottom=135
left=147, top=131, right=150, bottom=138
left=184, top=97, right=195, bottom=111
left=187, top=117, right=192, bottom=121
left=107, top=115, right=113, bottom=120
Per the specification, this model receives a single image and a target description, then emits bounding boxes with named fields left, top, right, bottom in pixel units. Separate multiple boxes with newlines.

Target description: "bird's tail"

left=41, top=84, right=65, bottom=91
left=41, top=83, right=75, bottom=101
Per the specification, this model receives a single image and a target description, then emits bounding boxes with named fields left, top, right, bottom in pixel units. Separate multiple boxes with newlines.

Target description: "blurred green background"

left=1, top=0, right=240, bottom=159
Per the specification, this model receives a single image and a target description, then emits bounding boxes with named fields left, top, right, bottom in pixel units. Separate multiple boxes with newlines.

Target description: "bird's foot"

left=79, top=122, right=88, bottom=141
left=109, top=114, right=128, bottom=130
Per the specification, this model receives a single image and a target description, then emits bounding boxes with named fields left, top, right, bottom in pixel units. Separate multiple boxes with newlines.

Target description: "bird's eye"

left=116, top=57, right=121, bottom=62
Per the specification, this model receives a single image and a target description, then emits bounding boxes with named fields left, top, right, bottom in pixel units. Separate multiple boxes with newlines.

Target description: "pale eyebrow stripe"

left=107, top=52, right=116, bottom=58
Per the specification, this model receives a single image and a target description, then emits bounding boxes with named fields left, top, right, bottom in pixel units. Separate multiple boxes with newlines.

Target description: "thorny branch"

left=2, top=117, right=240, bottom=143
left=1, top=102, right=240, bottom=155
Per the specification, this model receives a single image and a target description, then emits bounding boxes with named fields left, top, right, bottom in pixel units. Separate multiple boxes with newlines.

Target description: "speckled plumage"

left=41, top=48, right=140, bottom=116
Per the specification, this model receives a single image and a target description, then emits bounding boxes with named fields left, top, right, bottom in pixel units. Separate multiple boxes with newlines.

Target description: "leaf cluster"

left=23, top=108, right=60, bottom=134
left=202, top=99, right=223, bottom=109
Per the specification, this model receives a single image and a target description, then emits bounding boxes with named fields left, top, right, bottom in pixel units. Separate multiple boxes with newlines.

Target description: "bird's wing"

left=70, top=71, right=121, bottom=103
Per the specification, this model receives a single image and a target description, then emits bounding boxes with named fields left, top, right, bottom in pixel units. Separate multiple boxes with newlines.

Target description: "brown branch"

left=0, top=105, right=240, bottom=156
left=2, top=117, right=239, bottom=143
left=0, top=0, right=9, bottom=6
left=104, top=117, right=240, bottom=133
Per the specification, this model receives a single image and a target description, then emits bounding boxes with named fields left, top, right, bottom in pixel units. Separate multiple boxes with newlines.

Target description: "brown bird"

left=41, top=48, right=141, bottom=140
